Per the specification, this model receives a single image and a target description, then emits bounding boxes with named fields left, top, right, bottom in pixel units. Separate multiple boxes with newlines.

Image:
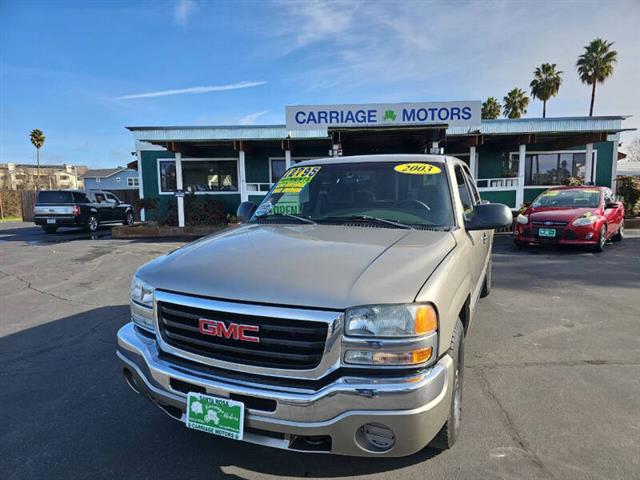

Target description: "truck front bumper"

left=116, top=322, right=453, bottom=457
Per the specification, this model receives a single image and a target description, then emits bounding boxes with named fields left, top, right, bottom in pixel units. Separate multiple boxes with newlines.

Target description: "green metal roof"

left=127, top=116, right=632, bottom=143
left=446, top=116, right=631, bottom=136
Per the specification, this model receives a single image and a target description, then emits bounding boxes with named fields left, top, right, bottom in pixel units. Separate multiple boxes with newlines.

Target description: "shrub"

left=158, top=195, right=227, bottom=226
left=562, top=176, right=584, bottom=186
left=616, top=176, right=640, bottom=217
left=133, top=197, right=158, bottom=211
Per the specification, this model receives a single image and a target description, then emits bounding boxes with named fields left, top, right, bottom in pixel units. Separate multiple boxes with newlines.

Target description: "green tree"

left=481, top=97, right=501, bottom=119
left=530, top=63, right=563, bottom=118
left=29, top=129, right=46, bottom=190
left=503, top=88, right=529, bottom=119
left=576, top=38, right=618, bottom=116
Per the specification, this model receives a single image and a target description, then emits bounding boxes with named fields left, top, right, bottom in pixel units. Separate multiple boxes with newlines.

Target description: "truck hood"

left=138, top=224, right=456, bottom=310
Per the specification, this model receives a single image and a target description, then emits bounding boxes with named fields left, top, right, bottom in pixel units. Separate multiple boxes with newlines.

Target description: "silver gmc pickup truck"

left=117, top=154, right=512, bottom=457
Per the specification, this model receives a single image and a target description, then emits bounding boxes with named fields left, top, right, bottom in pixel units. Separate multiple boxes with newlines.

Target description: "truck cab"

left=117, top=154, right=512, bottom=456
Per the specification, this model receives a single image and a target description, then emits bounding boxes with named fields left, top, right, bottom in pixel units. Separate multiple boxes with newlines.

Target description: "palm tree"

left=503, top=88, right=529, bottom=119
left=576, top=38, right=618, bottom=116
left=482, top=97, right=501, bottom=119
left=530, top=63, right=563, bottom=118
left=30, top=129, right=46, bottom=190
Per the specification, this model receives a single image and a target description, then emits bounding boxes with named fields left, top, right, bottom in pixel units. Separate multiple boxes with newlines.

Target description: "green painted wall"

left=524, top=188, right=547, bottom=203
left=477, top=147, right=511, bottom=178
left=480, top=190, right=516, bottom=207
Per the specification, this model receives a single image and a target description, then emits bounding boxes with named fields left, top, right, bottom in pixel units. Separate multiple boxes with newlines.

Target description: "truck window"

left=94, top=193, right=106, bottom=203
left=105, top=193, right=120, bottom=203
left=36, top=191, right=74, bottom=204
left=73, top=192, right=90, bottom=203
left=254, top=161, right=455, bottom=228
left=454, top=165, right=475, bottom=218
left=462, top=166, right=481, bottom=204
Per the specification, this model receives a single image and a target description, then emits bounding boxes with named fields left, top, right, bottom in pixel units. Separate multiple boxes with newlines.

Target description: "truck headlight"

left=131, top=275, right=154, bottom=307
left=572, top=215, right=597, bottom=226
left=345, top=304, right=437, bottom=337
left=343, top=304, right=437, bottom=366
left=130, top=275, right=155, bottom=331
left=516, top=214, right=529, bottom=225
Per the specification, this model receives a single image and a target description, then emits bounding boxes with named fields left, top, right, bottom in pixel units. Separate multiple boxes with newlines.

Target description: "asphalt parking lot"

left=1, top=221, right=639, bottom=480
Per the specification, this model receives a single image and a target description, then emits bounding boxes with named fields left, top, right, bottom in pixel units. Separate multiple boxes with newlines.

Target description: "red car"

left=514, top=186, right=624, bottom=252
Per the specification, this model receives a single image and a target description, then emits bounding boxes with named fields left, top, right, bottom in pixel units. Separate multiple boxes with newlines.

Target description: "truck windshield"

left=532, top=189, right=601, bottom=208
left=253, top=161, right=454, bottom=228
left=36, top=191, right=74, bottom=204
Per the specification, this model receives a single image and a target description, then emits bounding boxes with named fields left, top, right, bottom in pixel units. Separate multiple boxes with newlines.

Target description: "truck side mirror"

left=465, top=203, right=513, bottom=231
left=237, top=201, right=257, bottom=223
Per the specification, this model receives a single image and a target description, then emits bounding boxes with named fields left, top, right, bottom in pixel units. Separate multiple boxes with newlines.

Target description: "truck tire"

left=124, top=211, right=134, bottom=226
left=85, top=214, right=99, bottom=233
left=42, top=226, right=58, bottom=234
left=480, top=259, right=491, bottom=298
left=430, top=318, right=465, bottom=450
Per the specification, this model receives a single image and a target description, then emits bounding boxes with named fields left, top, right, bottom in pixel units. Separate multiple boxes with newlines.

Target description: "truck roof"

left=295, top=154, right=459, bottom=167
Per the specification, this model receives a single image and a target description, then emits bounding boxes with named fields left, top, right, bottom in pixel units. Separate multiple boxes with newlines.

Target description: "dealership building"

left=127, top=102, right=632, bottom=225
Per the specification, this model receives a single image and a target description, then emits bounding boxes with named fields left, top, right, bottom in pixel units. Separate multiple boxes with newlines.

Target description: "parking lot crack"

left=0, top=268, right=97, bottom=307
left=478, top=368, right=555, bottom=479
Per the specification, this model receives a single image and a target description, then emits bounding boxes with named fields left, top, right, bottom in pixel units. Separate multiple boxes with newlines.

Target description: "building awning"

left=127, top=116, right=633, bottom=144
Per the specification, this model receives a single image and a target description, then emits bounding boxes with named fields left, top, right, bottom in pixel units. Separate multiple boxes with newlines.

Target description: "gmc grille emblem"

left=198, top=318, right=260, bottom=343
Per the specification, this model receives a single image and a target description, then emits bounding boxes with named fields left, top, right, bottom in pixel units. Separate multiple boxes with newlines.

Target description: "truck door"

left=454, top=165, right=488, bottom=295
left=93, top=192, right=112, bottom=222
left=105, top=192, right=124, bottom=221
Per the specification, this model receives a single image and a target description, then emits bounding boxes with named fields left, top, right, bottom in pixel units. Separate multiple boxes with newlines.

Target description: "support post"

left=175, top=151, right=185, bottom=228
left=609, top=134, right=619, bottom=191
left=469, top=145, right=477, bottom=179
left=585, top=143, right=594, bottom=185
left=136, top=149, right=145, bottom=222
left=238, top=148, right=248, bottom=202
left=516, top=143, right=526, bottom=207
left=284, top=149, right=292, bottom=170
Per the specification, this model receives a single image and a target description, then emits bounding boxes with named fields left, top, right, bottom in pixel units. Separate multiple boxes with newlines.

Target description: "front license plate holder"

left=538, top=228, right=556, bottom=238
left=185, top=392, right=244, bottom=440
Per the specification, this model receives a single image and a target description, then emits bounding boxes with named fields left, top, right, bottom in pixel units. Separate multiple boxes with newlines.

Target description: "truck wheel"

left=85, top=214, right=99, bottom=233
left=593, top=225, right=606, bottom=253
left=612, top=221, right=624, bottom=242
left=480, top=259, right=491, bottom=298
left=124, top=211, right=134, bottom=226
left=42, top=226, right=58, bottom=234
left=431, top=318, right=465, bottom=450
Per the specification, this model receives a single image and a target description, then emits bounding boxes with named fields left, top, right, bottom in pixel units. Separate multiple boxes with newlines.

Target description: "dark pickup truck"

left=33, top=190, right=134, bottom=233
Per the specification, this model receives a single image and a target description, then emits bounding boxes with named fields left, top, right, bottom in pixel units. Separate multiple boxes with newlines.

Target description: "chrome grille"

left=157, top=301, right=329, bottom=370
left=532, top=220, right=569, bottom=227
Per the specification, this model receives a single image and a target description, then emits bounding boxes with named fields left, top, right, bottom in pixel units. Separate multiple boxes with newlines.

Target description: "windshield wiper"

left=254, top=213, right=316, bottom=224
left=316, top=215, right=413, bottom=230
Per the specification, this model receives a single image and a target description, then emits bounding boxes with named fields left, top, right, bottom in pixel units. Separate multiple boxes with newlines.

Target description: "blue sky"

left=1, top=0, right=639, bottom=168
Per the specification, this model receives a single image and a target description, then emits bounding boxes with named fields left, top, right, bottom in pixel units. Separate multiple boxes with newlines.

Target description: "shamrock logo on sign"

left=383, top=110, right=397, bottom=121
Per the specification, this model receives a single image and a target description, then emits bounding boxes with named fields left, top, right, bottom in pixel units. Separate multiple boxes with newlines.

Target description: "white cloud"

left=114, top=81, right=267, bottom=100
left=174, top=0, right=196, bottom=27
left=238, top=110, right=269, bottom=125
left=269, top=1, right=640, bottom=139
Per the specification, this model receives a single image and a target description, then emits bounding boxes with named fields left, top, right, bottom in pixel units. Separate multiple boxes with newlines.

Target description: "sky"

left=1, top=0, right=639, bottom=168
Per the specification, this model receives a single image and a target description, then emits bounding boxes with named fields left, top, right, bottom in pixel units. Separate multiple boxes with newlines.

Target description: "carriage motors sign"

left=286, top=101, right=481, bottom=130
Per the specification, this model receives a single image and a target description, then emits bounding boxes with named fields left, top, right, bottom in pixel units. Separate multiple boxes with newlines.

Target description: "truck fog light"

left=585, top=232, right=593, bottom=239
left=356, top=423, right=396, bottom=452
left=344, top=347, right=432, bottom=366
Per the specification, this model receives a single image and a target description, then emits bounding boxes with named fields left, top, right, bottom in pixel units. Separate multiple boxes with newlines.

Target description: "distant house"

left=0, top=163, right=87, bottom=190
left=83, top=167, right=139, bottom=190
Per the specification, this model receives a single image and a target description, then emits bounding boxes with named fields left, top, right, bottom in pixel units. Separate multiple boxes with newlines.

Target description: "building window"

left=95, top=177, right=101, bottom=183
left=127, top=177, right=139, bottom=187
left=270, top=159, right=286, bottom=183
left=159, top=160, right=177, bottom=193
left=182, top=160, right=238, bottom=192
left=511, top=152, right=588, bottom=186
